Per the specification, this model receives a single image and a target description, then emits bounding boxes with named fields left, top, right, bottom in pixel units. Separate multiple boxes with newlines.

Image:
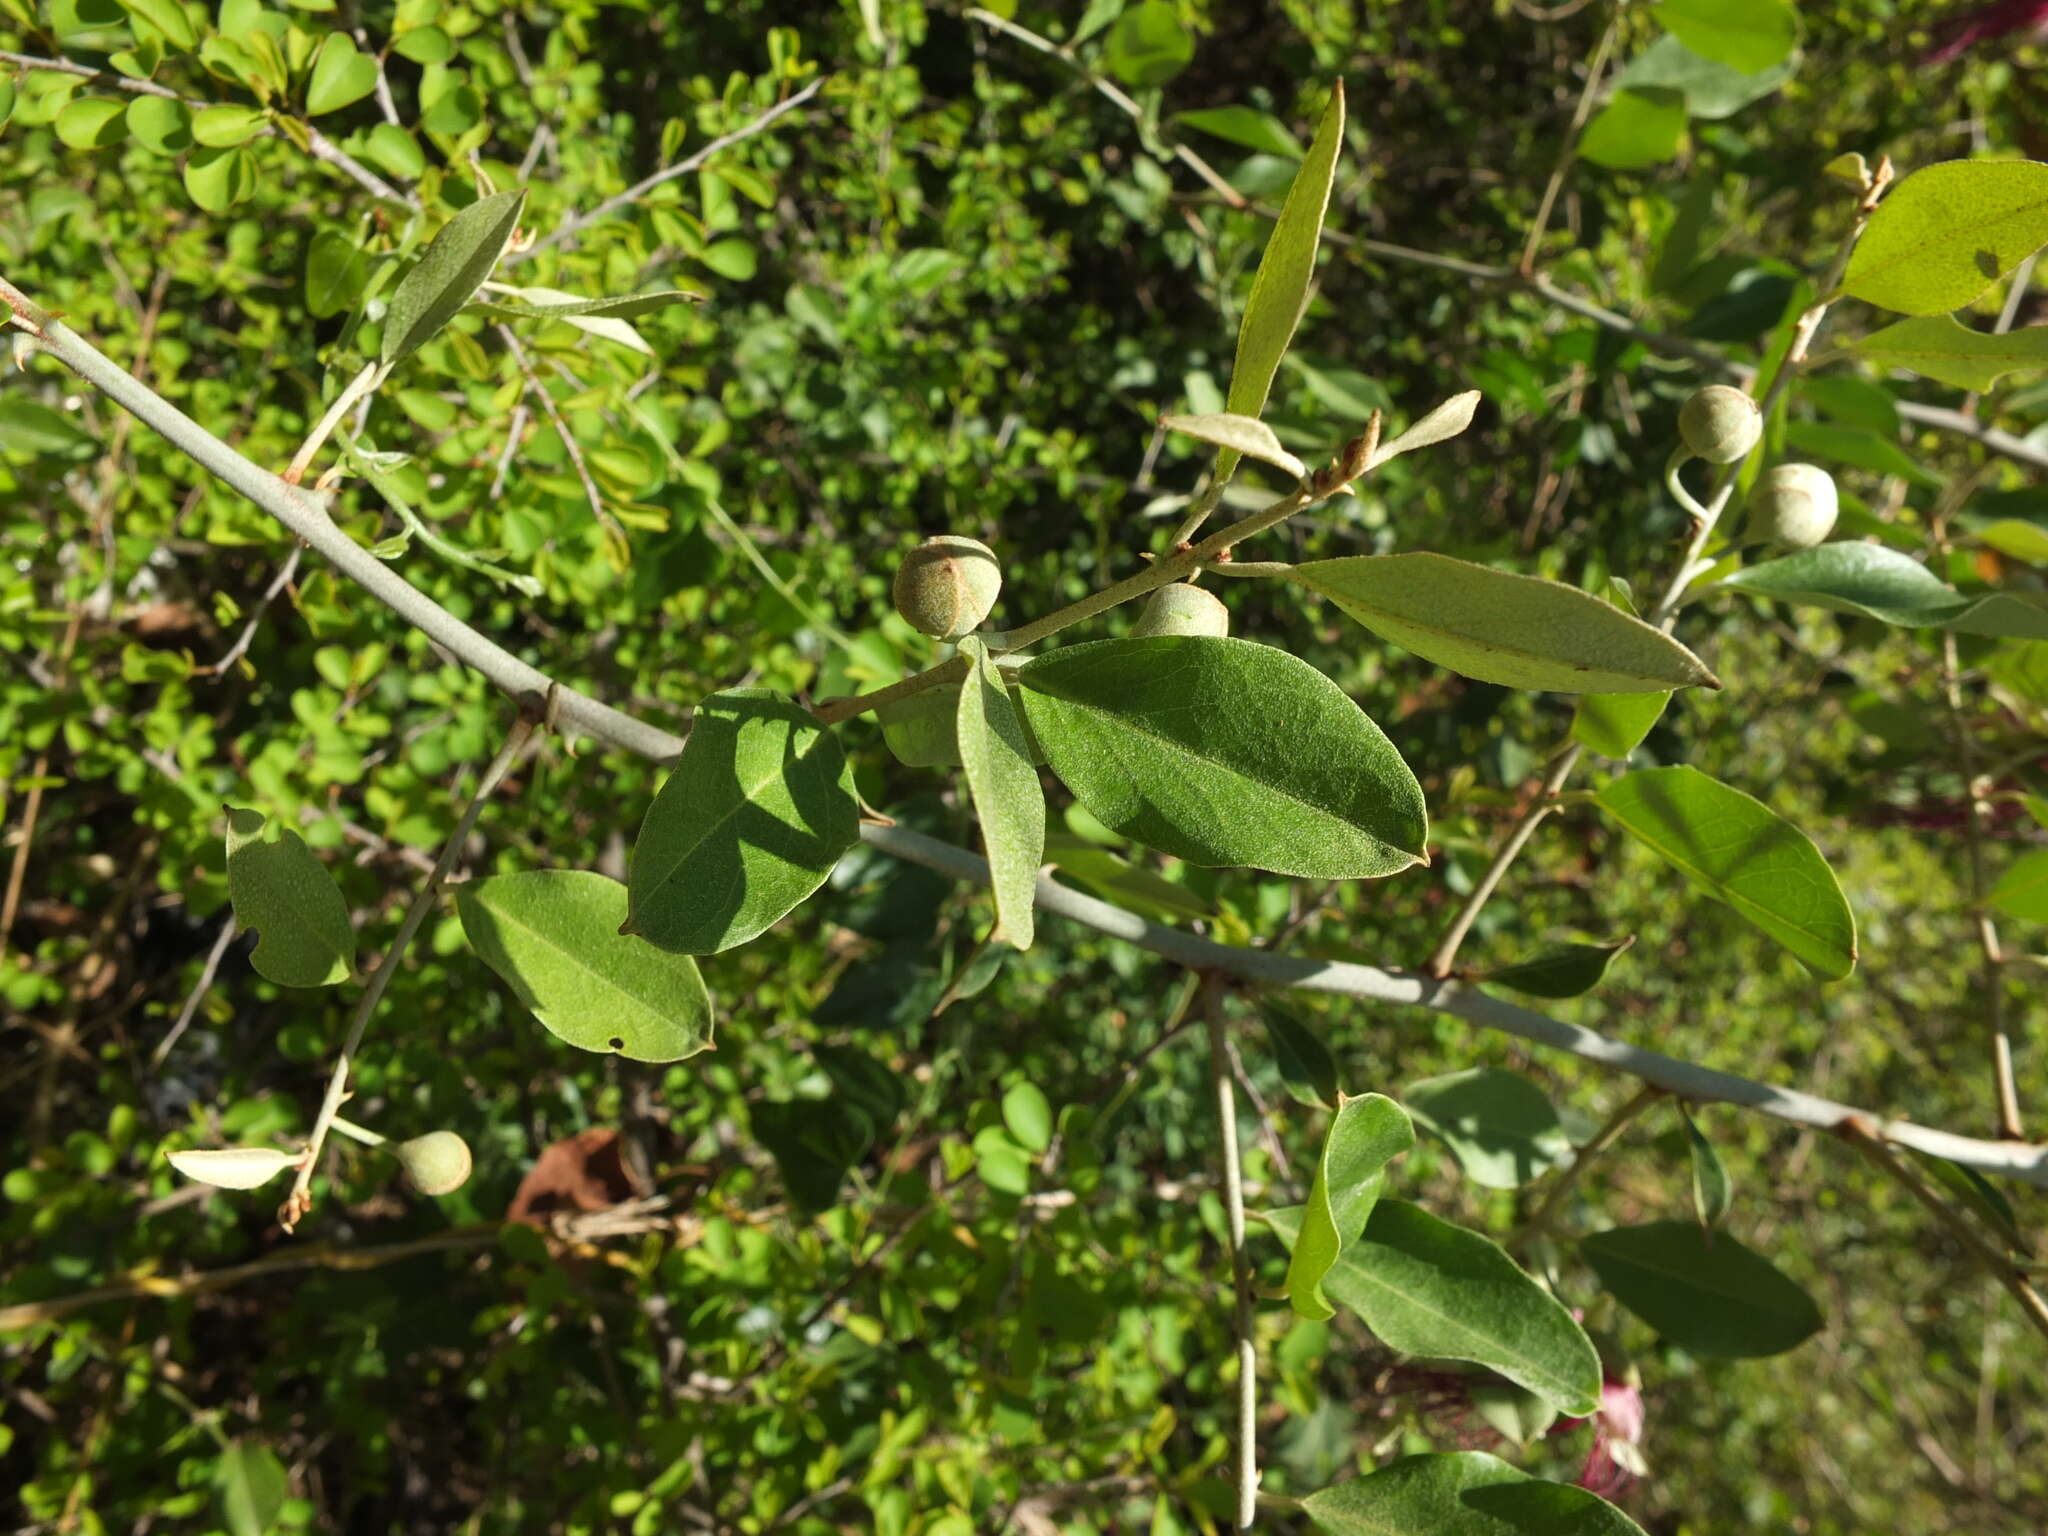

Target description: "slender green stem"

left=1513, top=1084, right=1662, bottom=1253
left=281, top=709, right=539, bottom=1230
left=340, top=435, right=543, bottom=597
left=327, top=1114, right=388, bottom=1148
left=1204, top=980, right=1259, bottom=1529
left=287, top=361, right=385, bottom=485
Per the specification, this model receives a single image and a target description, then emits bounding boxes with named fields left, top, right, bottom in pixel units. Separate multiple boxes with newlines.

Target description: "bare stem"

left=281, top=707, right=541, bottom=1230
left=1426, top=741, right=1584, bottom=978
left=1845, top=1123, right=2048, bottom=1345
left=1519, top=5, right=1623, bottom=275
left=1204, top=980, right=1259, bottom=1528
left=285, top=361, right=385, bottom=485
left=1513, top=1084, right=1662, bottom=1252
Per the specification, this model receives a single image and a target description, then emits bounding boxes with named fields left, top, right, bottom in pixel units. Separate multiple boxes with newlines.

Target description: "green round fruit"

left=394, top=1131, right=472, bottom=1196
left=1131, top=583, right=1229, bottom=638
left=1678, top=385, right=1762, bottom=465
left=892, top=535, right=1002, bottom=640
left=1746, top=462, right=1838, bottom=549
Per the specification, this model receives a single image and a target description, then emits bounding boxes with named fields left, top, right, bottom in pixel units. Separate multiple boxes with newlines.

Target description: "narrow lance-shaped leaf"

left=1402, top=1067, right=1570, bottom=1189
left=1015, top=637, right=1427, bottom=880
left=626, top=688, right=860, bottom=955
left=1849, top=313, right=2048, bottom=392
left=1259, top=1002, right=1341, bottom=1109
left=956, top=637, right=1045, bottom=951
left=1285, top=1093, right=1414, bottom=1319
left=1293, top=553, right=1720, bottom=694
left=1365, top=390, right=1482, bottom=470
left=1217, top=82, right=1345, bottom=482
left=1581, top=1220, right=1823, bottom=1357
left=1839, top=160, right=2048, bottom=317
left=224, top=806, right=356, bottom=987
left=1478, top=937, right=1634, bottom=999
left=382, top=189, right=527, bottom=365
left=1596, top=765, right=1858, bottom=980
left=459, top=870, right=714, bottom=1062
left=166, top=1147, right=302, bottom=1191
left=1159, top=412, right=1305, bottom=480
left=1303, top=1452, right=1649, bottom=1536
left=1680, top=1105, right=1732, bottom=1229
left=467, top=285, right=707, bottom=323
left=1264, top=1201, right=1602, bottom=1414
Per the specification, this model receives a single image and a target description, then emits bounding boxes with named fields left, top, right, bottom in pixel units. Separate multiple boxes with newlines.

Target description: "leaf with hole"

left=1581, top=1220, right=1822, bottom=1357
left=224, top=806, right=355, bottom=987
left=381, top=189, right=526, bottom=365
left=1285, top=1094, right=1414, bottom=1320
left=957, top=638, right=1045, bottom=951
left=1293, top=553, right=1719, bottom=693
left=458, top=870, right=713, bottom=1062
left=1840, top=160, right=2048, bottom=317
left=1402, top=1067, right=1571, bottom=1189
left=1015, top=637, right=1427, bottom=879
left=1596, top=766, right=1857, bottom=979
left=1265, top=1201, right=1601, bottom=1413
left=1478, top=938, right=1634, bottom=999
left=1218, top=83, right=1344, bottom=481
left=1303, top=1451, right=1648, bottom=1536
left=627, top=688, right=859, bottom=954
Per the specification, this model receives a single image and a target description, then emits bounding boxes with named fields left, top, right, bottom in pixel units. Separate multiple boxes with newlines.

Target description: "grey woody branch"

left=6, top=274, right=2046, bottom=1189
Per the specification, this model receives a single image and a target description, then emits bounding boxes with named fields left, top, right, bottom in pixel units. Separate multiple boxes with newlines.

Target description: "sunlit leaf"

left=1849, top=313, right=2048, bottom=392
left=1285, top=1094, right=1414, bottom=1319
left=1988, top=847, right=2048, bottom=922
left=956, top=637, right=1045, bottom=950
left=1720, top=542, right=2048, bottom=638
left=1174, top=104, right=1302, bottom=158
left=215, top=1442, right=288, bottom=1536
left=1403, top=1067, right=1571, bottom=1189
left=1478, top=938, right=1634, bottom=999
left=1649, top=0, right=1800, bottom=73
left=306, top=32, right=379, bottom=116
left=1159, top=411, right=1306, bottom=479
left=382, top=189, right=527, bottom=365
left=1578, top=87, right=1686, bottom=171
left=166, top=1146, right=301, bottom=1191
left=1840, top=160, right=2048, bottom=317
left=224, top=806, right=356, bottom=987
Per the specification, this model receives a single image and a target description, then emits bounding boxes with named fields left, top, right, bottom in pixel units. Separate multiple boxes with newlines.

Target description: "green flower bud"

left=394, top=1131, right=472, bottom=1196
left=1131, top=583, right=1230, bottom=639
left=892, top=536, right=1002, bottom=640
left=1746, top=463, right=1838, bottom=550
left=1678, top=385, right=1762, bottom=465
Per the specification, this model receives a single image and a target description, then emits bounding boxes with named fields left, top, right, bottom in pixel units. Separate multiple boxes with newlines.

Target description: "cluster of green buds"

left=1676, top=386, right=1839, bottom=550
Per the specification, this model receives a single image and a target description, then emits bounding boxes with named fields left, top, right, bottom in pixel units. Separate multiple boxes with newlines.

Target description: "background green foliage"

left=3, top=0, right=2046, bottom=1531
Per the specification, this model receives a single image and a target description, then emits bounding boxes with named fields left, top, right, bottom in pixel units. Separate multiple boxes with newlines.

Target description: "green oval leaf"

left=392, top=23, right=453, bottom=64
left=381, top=188, right=527, bottom=365
left=1265, top=1201, right=1601, bottom=1414
left=125, top=94, right=192, bottom=153
left=1285, top=1094, right=1414, bottom=1320
left=1016, top=636, right=1427, bottom=879
left=1719, top=542, right=2048, bottom=638
left=1649, top=0, right=1799, bottom=73
left=1002, top=1082, right=1053, bottom=1155
left=1478, top=937, right=1634, bottom=999
left=1578, top=86, right=1687, bottom=171
left=306, top=31, right=379, bottom=115
left=1581, top=1219, right=1823, bottom=1357
left=1595, top=765, right=1857, bottom=980
left=1989, top=846, right=2048, bottom=922
left=1293, top=553, right=1720, bottom=693
left=458, top=870, right=713, bottom=1062
left=55, top=95, right=129, bottom=149
left=1840, top=160, right=2048, bottom=317
left=1848, top=313, right=2048, bottom=392
left=115, top=0, right=197, bottom=50
left=215, top=1441, right=288, bottom=1536
left=957, top=638, right=1045, bottom=952
left=191, top=103, right=268, bottom=147
left=1101, top=0, right=1193, bottom=88
left=166, top=1146, right=301, bottom=1191
left=224, top=805, right=356, bottom=987
left=1259, top=1001, right=1341, bottom=1110
left=1218, top=82, right=1344, bottom=481
left=305, top=229, right=367, bottom=319
left=626, top=688, right=859, bottom=955
left=1402, top=1067, right=1570, bottom=1189
left=183, top=144, right=254, bottom=211
left=1304, top=1452, right=1648, bottom=1536
left=1174, top=104, right=1302, bottom=159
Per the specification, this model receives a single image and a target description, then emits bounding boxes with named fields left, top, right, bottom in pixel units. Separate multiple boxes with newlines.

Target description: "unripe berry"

left=1131, top=583, right=1230, bottom=639
left=394, top=1131, right=472, bottom=1196
left=1678, top=385, right=1762, bottom=465
left=1746, top=463, right=1838, bottom=550
left=892, top=536, right=1002, bottom=640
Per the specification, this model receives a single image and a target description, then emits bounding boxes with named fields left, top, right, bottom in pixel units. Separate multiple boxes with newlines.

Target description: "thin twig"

left=1519, top=5, right=1622, bottom=274
left=1844, top=1122, right=2048, bottom=1344
left=520, top=77, right=828, bottom=259
left=280, top=709, right=540, bottom=1230
left=205, top=543, right=304, bottom=676
left=1204, top=979, right=1259, bottom=1529
left=1512, top=1083, right=1662, bottom=1251
left=150, top=918, right=237, bottom=1071
left=496, top=323, right=627, bottom=556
